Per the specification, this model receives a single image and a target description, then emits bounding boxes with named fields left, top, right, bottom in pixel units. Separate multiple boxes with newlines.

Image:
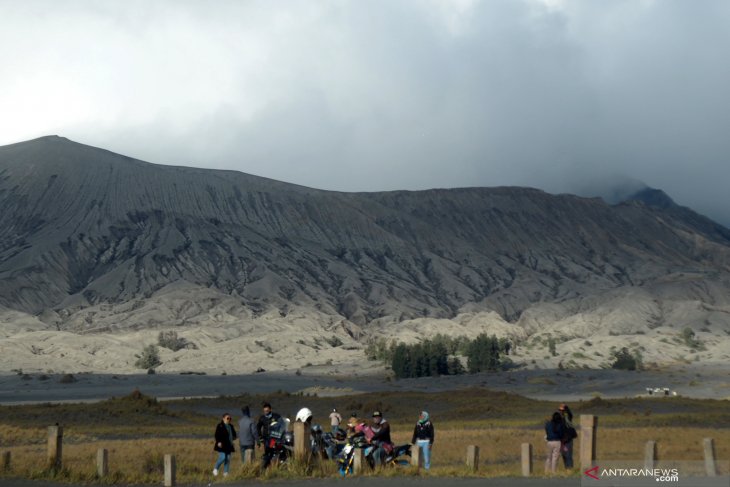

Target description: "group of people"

left=212, top=401, right=284, bottom=476
left=215, top=401, right=580, bottom=476
left=544, top=403, right=576, bottom=473
left=210, top=403, right=436, bottom=476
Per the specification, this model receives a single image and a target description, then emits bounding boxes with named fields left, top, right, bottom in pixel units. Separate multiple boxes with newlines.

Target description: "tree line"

left=367, top=334, right=513, bottom=379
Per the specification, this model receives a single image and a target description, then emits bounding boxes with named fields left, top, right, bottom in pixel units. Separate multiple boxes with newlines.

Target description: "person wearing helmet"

left=257, top=402, right=283, bottom=469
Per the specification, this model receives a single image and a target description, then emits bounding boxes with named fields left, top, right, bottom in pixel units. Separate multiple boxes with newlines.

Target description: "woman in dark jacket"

left=544, top=411, right=564, bottom=474
left=411, top=411, right=435, bottom=470
left=213, top=413, right=237, bottom=477
left=559, top=403, right=576, bottom=469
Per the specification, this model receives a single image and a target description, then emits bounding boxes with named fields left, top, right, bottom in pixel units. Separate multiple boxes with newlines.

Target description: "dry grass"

left=2, top=439, right=343, bottom=483
left=1, top=388, right=729, bottom=483
left=2, top=425, right=728, bottom=483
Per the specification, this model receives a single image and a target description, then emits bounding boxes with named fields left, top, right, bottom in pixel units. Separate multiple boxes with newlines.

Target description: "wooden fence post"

left=521, top=443, right=532, bottom=477
left=2, top=451, right=10, bottom=471
left=703, top=438, right=717, bottom=477
left=352, top=448, right=364, bottom=475
left=164, top=454, right=176, bottom=487
left=466, top=445, right=479, bottom=471
left=47, top=425, right=63, bottom=470
left=579, top=415, right=597, bottom=471
left=96, top=448, right=108, bottom=477
left=293, top=422, right=309, bottom=463
left=644, top=441, right=656, bottom=470
left=410, top=443, right=422, bottom=469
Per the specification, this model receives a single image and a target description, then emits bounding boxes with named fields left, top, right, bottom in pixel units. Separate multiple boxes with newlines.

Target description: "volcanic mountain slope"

left=1, top=136, right=729, bottom=373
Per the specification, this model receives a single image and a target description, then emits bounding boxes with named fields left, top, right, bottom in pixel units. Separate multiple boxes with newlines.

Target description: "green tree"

left=447, top=357, right=465, bottom=375
left=390, top=339, right=458, bottom=379
left=157, top=331, right=195, bottom=351
left=680, top=327, right=703, bottom=349
left=391, top=343, right=408, bottom=378
left=466, top=334, right=501, bottom=373
left=548, top=337, right=557, bottom=357
left=135, top=344, right=161, bottom=369
left=611, top=347, right=639, bottom=371
left=498, top=338, right=512, bottom=355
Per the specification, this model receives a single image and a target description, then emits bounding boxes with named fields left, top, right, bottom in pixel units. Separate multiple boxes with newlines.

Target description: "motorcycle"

left=261, top=416, right=291, bottom=467
left=337, top=438, right=411, bottom=475
left=284, top=423, right=341, bottom=460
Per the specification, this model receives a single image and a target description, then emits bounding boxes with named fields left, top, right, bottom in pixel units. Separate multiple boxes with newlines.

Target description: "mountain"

left=1, top=136, right=729, bottom=373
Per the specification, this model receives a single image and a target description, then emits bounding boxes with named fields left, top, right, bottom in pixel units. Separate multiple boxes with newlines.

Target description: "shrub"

left=135, top=345, right=161, bottom=369
left=680, top=327, right=704, bottom=350
left=59, top=373, right=77, bottom=383
left=157, top=331, right=195, bottom=351
left=611, top=347, right=641, bottom=371
left=548, top=337, right=557, bottom=357
left=364, top=338, right=395, bottom=362
left=325, top=335, right=343, bottom=347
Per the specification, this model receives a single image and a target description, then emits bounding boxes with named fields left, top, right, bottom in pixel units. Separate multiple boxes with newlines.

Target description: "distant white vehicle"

left=645, top=387, right=677, bottom=396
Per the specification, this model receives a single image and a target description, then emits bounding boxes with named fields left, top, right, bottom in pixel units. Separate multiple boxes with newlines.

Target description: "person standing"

left=411, top=411, right=434, bottom=470
left=238, top=405, right=258, bottom=464
left=544, top=411, right=564, bottom=474
left=213, top=413, right=237, bottom=477
left=329, top=408, right=342, bottom=434
left=257, top=402, right=283, bottom=469
left=559, top=403, right=576, bottom=469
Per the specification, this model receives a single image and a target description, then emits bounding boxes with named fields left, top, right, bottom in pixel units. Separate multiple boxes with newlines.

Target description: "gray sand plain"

left=1, top=363, right=728, bottom=405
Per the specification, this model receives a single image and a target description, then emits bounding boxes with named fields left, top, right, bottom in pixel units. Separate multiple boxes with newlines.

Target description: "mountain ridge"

left=2, top=136, right=730, bottom=320
left=1, top=136, right=729, bottom=373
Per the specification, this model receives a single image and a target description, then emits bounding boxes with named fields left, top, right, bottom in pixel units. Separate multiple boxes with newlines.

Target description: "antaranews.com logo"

left=581, top=461, right=729, bottom=487
left=584, top=465, right=680, bottom=482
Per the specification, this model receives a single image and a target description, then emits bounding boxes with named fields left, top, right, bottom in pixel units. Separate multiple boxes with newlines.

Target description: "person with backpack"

left=213, top=413, right=237, bottom=477
left=544, top=411, right=564, bottom=474
left=411, top=411, right=434, bottom=470
left=559, top=403, right=576, bottom=469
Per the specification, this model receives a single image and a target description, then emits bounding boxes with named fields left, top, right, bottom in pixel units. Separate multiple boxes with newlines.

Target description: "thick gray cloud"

left=1, top=0, right=729, bottom=224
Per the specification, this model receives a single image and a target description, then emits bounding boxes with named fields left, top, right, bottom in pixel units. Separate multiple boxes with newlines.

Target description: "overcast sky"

left=1, top=0, right=729, bottom=225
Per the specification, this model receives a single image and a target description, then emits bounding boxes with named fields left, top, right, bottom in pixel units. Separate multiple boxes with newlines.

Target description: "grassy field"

left=1, top=388, right=728, bottom=483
